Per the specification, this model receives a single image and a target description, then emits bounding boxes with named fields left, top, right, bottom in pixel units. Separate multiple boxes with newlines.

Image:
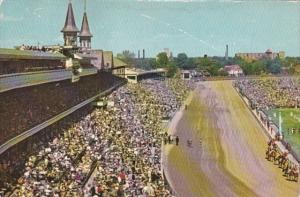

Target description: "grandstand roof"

left=103, top=51, right=113, bottom=66
left=125, top=68, right=165, bottom=76
left=0, top=48, right=66, bottom=60
left=114, top=58, right=127, bottom=68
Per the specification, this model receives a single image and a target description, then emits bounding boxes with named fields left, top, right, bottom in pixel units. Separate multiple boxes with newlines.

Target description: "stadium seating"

left=0, top=72, right=123, bottom=145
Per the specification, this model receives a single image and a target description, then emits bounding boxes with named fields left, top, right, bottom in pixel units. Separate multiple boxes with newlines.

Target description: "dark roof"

left=0, top=48, right=66, bottom=60
left=114, top=58, right=127, bottom=68
left=61, top=2, right=79, bottom=33
left=79, top=12, right=92, bottom=37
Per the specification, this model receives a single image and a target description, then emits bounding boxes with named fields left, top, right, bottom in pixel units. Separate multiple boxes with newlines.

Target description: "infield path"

left=162, top=80, right=300, bottom=197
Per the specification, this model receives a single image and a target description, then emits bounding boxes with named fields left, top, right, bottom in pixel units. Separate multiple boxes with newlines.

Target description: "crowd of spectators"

left=5, top=78, right=194, bottom=196
left=19, top=45, right=55, bottom=53
left=234, top=77, right=300, bottom=110
left=0, top=72, right=123, bottom=145
left=87, top=79, right=194, bottom=196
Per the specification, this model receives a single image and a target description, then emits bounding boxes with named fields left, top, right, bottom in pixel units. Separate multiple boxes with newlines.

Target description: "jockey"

left=282, top=151, right=288, bottom=158
left=268, top=139, right=275, bottom=146
left=292, top=166, right=298, bottom=173
left=272, top=143, right=277, bottom=151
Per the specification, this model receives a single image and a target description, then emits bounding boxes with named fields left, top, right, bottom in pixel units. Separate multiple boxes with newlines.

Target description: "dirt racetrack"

left=162, top=81, right=300, bottom=197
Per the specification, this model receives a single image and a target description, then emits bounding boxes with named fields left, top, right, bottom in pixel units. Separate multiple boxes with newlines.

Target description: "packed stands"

left=0, top=71, right=123, bottom=146
left=0, top=105, right=94, bottom=193
left=1, top=79, right=194, bottom=196
left=234, top=77, right=300, bottom=110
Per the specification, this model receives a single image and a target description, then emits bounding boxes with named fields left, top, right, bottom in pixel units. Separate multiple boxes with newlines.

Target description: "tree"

left=207, top=63, right=221, bottom=76
left=175, top=53, right=188, bottom=68
left=149, top=59, right=158, bottom=69
left=117, top=50, right=135, bottom=65
left=194, top=56, right=222, bottom=76
left=218, top=69, right=229, bottom=76
left=269, top=62, right=281, bottom=74
left=195, top=56, right=212, bottom=69
left=156, top=52, right=169, bottom=68
left=252, top=60, right=266, bottom=75
left=166, top=61, right=178, bottom=77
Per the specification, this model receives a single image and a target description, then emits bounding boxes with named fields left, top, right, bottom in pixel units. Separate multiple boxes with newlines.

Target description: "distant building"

left=223, top=64, right=243, bottom=77
left=0, top=0, right=122, bottom=76
left=164, top=48, right=172, bottom=59
left=181, top=70, right=192, bottom=80
left=79, top=50, right=114, bottom=70
left=78, top=9, right=93, bottom=50
left=112, top=58, right=126, bottom=77
left=61, top=2, right=79, bottom=48
left=125, top=68, right=165, bottom=83
left=225, top=44, right=229, bottom=60
left=235, top=49, right=285, bottom=61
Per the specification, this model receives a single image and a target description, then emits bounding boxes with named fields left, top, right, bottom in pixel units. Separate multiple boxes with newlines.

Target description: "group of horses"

left=265, top=139, right=299, bottom=182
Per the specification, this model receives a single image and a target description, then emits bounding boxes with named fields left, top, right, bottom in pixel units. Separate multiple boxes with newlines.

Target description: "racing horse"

left=266, top=144, right=280, bottom=162
left=265, top=145, right=273, bottom=161
left=277, top=152, right=289, bottom=168
left=287, top=166, right=299, bottom=182
left=283, top=162, right=291, bottom=176
left=187, top=139, right=192, bottom=148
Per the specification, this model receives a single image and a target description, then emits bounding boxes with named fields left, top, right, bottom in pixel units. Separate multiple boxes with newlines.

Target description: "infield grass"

left=267, top=108, right=300, bottom=157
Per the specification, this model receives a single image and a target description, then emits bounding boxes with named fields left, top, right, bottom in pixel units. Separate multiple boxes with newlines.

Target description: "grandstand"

left=0, top=1, right=183, bottom=196
left=0, top=48, right=66, bottom=75
left=0, top=1, right=128, bottom=195
left=124, top=68, right=166, bottom=83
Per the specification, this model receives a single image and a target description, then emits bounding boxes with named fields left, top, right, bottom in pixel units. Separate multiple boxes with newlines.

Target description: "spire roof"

left=79, top=12, right=93, bottom=37
left=61, top=2, right=79, bottom=33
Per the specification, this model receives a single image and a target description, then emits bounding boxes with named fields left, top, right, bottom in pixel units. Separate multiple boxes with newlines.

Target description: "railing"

left=82, top=161, right=98, bottom=189
left=234, top=85, right=300, bottom=164
left=0, top=68, right=98, bottom=93
left=260, top=109, right=300, bottom=163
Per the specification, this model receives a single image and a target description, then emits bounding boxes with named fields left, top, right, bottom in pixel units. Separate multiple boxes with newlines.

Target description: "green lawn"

left=267, top=108, right=300, bottom=157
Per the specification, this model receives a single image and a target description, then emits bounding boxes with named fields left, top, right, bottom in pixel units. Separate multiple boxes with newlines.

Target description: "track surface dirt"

left=162, top=81, right=300, bottom=197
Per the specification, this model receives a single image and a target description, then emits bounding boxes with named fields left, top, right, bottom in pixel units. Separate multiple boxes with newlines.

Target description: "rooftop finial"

left=84, top=0, right=87, bottom=12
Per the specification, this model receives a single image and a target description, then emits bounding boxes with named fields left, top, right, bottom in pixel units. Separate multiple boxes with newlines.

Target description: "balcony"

left=0, top=68, right=98, bottom=93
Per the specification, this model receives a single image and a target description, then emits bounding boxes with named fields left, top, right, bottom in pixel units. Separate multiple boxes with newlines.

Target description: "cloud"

left=141, top=14, right=155, bottom=20
left=140, top=13, right=218, bottom=51
left=0, top=0, right=3, bottom=6
left=0, top=12, right=23, bottom=22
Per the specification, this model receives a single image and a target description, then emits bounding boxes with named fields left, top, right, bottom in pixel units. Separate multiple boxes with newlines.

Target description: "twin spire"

left=79, top=12, right=93, bottom=37
left=61, top=2, right=79, bottom=33
left=61, top=0, right=92, bottom=49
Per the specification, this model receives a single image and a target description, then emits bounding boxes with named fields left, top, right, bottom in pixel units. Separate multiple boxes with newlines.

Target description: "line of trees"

left=116, top=50, right=300, bottom=77
left=155, top=53, right=300, bottom=77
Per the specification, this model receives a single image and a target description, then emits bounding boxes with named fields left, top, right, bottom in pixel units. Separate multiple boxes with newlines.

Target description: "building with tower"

left=235, top=49, right=285, bottom=61
left=225, top=44, right=229, bottom=60
left=79, top=0, right=93, bottom=50
left=61, top=2, right=79, bottom=48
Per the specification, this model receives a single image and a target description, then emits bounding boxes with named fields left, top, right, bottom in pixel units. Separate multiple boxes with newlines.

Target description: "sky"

left=0, top=0, right=299, bottom=57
